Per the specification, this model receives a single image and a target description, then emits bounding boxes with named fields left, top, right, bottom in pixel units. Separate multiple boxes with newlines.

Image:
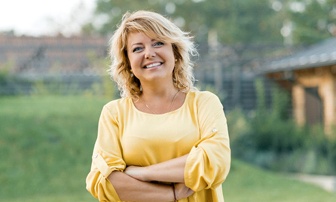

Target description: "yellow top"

left=86, top=91, right=231, bottom=202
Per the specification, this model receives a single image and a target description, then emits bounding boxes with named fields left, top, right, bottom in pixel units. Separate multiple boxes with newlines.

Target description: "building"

left=0, top=34, right=108, bottom=76
left=262, top=38, right=336, bottom=134
left=0, top=34, right=109, bottom=94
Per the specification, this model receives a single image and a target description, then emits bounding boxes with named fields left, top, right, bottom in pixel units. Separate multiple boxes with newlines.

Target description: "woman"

left=86, top=10, right=231, bottom=202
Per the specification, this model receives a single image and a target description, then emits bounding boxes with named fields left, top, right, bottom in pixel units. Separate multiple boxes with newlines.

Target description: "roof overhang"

left=260, top=37, right=336, bottom=74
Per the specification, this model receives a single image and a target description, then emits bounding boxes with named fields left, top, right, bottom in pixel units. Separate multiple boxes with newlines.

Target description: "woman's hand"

left=174, top=183, right=194, bottom=200
left=124, top=166, right=149, bottom=181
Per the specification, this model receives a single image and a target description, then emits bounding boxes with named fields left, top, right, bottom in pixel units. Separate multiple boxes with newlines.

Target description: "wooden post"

left=319, top=75, right=335, bottom=134
left=292, top=84, right=305, bottom=126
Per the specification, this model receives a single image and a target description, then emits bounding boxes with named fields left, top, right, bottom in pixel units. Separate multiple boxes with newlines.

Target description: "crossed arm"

left=107, top=154, right=194, bottom=201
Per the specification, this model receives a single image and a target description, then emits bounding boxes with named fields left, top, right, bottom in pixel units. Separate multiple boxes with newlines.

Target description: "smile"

left=144, top=62, right=162, bottom=69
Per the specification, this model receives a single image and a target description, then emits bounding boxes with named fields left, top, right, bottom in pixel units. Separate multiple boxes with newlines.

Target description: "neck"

left=139, top=83, right=180, bottom=114
left=141, top=81, right=176, bottom=98
left=143, top=89, right=180, bottom=114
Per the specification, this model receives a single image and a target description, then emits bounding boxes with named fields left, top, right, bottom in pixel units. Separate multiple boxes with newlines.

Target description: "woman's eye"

left=133, top=47, right=143, bottom=52
left=153, top=41, right=164, bottom=47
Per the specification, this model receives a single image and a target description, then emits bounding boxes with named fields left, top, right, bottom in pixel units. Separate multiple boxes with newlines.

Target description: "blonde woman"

left=86, top=10, right=231, bottom=202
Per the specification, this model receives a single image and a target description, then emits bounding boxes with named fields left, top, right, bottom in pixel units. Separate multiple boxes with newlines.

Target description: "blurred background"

left=1, top=0, right=336, bottom=201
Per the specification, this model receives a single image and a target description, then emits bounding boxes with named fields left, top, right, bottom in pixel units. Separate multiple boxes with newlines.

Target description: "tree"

left=83, top=0, right=284, bottom=45
left=278, top=0, right=336, bottom=45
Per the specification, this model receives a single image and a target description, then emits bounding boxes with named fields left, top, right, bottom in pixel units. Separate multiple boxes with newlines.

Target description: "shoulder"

left=187, top=90, right=224, bottom=111
left=102, top=97, right=132, bottom=115
left=104, top=97, right=129, bottom=107
left=188, top=90, right=221, bottom=103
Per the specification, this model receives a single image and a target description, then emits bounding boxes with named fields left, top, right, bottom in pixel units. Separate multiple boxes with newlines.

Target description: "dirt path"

left=292, top=174, right=336, bottom=192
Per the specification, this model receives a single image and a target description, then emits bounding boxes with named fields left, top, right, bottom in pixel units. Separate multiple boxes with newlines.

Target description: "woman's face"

left=126, top=32, right=175, bottom=83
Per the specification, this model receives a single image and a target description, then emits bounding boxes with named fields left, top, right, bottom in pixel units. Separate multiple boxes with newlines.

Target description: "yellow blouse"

left=86, top=91, right=231, bottom=202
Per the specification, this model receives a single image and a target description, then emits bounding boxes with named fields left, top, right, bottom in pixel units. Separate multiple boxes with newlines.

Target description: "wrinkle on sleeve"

left=86, top=104, right=126, bottom=201
left=184, top=92, right=231, bottom=192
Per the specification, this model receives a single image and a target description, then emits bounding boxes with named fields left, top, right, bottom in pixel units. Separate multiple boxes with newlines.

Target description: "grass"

left=223, top=160, right=336, bottom=202
left=1, top=95, right=335, bottom=202
left=0, top=95, right=109, bottom=201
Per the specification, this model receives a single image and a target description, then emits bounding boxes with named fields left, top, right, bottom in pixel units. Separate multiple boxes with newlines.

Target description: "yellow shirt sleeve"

left=184, top=92, right=231, bottom=192
left=86, top=103, right=126, bottom=201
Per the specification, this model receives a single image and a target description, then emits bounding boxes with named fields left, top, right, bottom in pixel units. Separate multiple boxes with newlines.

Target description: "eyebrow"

left=130, top=39, right=157, bottom=47
left=130, top=42, right=143, bottom=47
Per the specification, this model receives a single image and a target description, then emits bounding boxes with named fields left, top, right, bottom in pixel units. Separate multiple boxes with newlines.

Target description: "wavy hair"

left=108, top=10, right=198, bottom=99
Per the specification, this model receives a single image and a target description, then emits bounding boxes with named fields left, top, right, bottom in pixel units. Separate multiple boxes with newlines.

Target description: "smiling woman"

left=86, top=10, right=231, bottom=202
left=126, top=32, right=176, bottom=87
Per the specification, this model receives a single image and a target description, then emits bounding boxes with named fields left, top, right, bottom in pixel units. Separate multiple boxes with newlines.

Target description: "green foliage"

left=1, top=75, right=116, bottom=99
left=228, top=79, right=336, bottom=175
left=288, top=0, right=336, bottom=45
left=84, top=75, right=117, bottom=98
left=84, top=51, right=116, bottom=98
left=0, top=70, right=11, bottom=94
left=85, top=0, right=336, bottom=46
left=252, top=80, right=301, bottom=153
left=30, top=78, right=83, bottom=96
left=0, top=66, right=9, bottom=83
left=0, top=63, right=30, bottom=95
left=86, top=0, right=283, bottom=45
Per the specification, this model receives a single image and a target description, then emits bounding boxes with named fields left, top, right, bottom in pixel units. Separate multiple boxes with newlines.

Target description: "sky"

left=0, top=0, right=96, bottom=36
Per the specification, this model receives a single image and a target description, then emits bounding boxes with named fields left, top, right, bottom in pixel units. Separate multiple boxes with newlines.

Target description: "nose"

left=145, top=47, right=156, bottom=59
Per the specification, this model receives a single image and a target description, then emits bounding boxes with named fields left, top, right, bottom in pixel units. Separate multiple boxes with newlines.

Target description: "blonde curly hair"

left=108, top=10, right=198, bottom=99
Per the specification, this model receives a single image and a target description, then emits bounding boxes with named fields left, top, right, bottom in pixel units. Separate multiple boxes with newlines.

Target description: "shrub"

left=228, top=79, right=336, bottom=175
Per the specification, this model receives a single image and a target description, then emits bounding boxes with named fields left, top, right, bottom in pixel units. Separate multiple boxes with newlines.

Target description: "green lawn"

left=223, top=160, right=336, bottom=202
left=1, top=95, right=335, bottom=202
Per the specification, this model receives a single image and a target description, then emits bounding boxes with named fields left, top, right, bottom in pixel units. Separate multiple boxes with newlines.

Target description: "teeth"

left=146, top=63, right=161, bottom=68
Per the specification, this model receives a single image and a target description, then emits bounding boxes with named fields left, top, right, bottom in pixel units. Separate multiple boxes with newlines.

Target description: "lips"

left=144, top=62, right=162, bottom=69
